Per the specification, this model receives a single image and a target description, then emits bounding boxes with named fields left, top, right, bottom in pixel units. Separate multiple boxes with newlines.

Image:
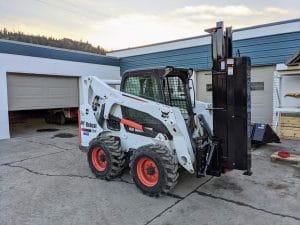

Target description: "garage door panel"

left=14, top=87, right=44, bottom=96
left=7, top=74, right=79, bottom=111
left=48, top=97, right=78, bottom=106
left=48, top=87, right=76, bottom=96
left=14, top=98, right=45, bottom=109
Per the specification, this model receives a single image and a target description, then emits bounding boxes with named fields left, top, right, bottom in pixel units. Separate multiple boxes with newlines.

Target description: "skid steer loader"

left=79, top=22, right=252, bottom=196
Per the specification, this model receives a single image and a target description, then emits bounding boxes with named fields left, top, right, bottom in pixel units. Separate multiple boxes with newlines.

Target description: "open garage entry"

left=7, top=73, right=79, bottom=137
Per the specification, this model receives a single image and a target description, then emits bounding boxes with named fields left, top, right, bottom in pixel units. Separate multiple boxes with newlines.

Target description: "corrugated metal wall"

left=120, top=31, right=300, bottom=74
left=234, top=32, right=300, bottom=66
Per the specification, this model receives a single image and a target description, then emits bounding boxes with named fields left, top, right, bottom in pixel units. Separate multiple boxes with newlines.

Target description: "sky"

left=0, top=0, right=299, bottom=50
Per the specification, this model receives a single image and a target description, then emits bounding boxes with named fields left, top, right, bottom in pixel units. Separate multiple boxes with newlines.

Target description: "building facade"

left=0, top=40, right=120, bottom=139
left=108, top=19, right=300, bottom=125
left=1, top=19, right=299, bottom=140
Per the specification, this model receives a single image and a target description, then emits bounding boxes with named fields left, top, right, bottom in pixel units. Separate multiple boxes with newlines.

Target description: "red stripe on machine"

left=120, top=118, right=144, bottom=131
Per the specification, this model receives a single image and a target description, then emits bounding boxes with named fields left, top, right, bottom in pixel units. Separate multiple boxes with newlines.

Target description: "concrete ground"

left=0, top=121, right=300, bottom=225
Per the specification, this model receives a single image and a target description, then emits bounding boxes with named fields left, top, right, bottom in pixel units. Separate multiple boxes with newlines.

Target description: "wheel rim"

left=136, top=157, right=159, bottom=187
left=91, top=147, right=108, bottom=172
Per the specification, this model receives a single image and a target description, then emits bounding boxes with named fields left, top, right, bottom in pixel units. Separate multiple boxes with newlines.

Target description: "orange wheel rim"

left=136, top=157, right=159, bottom=187
left=91, top=147, right=108, bottom=171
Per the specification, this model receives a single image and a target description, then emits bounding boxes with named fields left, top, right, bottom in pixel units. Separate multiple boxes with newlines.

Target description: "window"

left=123, top=76, right=162, bottom=102
left=122, top=76, right=168, bottom=137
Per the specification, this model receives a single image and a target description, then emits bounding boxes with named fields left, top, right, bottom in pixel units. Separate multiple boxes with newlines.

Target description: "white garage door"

left=196, top=66, right=275, bottom=124
left=7, top=74, right=79, bottom=111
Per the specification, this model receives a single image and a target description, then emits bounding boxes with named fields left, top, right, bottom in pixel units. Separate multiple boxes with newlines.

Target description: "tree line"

left=0, top=28, right=106, bottom=55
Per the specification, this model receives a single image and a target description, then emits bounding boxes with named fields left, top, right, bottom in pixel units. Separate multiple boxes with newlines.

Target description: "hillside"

left=0, top=28, right=106, bottom=55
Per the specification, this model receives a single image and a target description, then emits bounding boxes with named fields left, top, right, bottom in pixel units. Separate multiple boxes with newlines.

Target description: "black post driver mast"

left=198, top=22, right=252, bottom=177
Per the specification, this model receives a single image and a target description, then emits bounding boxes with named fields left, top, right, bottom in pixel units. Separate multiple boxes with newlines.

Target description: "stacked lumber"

left=280, top=115, right=300, bottom=140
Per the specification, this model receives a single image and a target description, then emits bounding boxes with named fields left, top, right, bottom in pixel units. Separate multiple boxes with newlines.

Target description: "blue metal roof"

left=120, top=31, right=300, bottom=73
left=0, top=40, right=120, bottom=67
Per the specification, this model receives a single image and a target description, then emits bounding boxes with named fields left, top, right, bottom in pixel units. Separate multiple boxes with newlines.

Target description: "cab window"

left=123, top=76, right=162, bottom=102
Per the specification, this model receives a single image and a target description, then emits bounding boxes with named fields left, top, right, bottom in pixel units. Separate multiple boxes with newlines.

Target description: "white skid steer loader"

left=79, top=22, right=252, bottom=196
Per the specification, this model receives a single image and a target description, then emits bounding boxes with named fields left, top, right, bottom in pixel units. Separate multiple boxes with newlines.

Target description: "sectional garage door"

left=195, top=66, right=275, bottom=124
left=7, top=73, right=79, bottom=111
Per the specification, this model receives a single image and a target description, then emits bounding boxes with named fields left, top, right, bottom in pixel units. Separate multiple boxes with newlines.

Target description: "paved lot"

left=0, top=122, right=300, bottom=225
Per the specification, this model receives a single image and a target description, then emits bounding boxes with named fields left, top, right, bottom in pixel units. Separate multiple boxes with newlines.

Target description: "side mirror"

left=188, top=78, right=196, bottom=108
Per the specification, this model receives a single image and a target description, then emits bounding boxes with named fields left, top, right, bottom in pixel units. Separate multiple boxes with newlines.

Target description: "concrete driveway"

left=0, top=125, right=299, bottom=225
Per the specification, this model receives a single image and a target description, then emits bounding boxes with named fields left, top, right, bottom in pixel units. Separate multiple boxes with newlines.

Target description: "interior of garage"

left=0, top=38, right=121, bottom=140
left=7, top=73, right=79, bottom=138
left=8, top=110, right=77, bottom=138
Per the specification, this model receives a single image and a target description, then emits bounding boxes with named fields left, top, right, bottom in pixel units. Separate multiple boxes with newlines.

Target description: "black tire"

left=130, top=144, right=179, bottom=196
left=87, top=136, right=125, bottom=180
left=56, top=112, right=66, bottom=125
left=44, top=113, right=52, bottom=124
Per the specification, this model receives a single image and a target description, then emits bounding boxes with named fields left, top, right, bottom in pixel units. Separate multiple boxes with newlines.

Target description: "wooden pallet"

left=280, top=115, right=300, bottom=140
left=271, top=151, right=300, bottom=164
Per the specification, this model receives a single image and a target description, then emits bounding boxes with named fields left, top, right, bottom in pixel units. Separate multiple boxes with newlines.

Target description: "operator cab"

left=121, top=66, right=195, bottom=120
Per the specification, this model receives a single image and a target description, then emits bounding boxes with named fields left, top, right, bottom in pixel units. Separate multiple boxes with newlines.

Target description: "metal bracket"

left=198, top=141, right=218, bottom=177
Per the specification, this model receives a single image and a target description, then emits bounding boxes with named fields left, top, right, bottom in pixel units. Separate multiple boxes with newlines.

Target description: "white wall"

left=0, top=53, right=120, bottom=139
left=196, top=66, right=275, bottom=124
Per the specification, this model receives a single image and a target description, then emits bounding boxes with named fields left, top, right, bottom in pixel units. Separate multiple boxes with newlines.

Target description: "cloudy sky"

left=1, top=0, right=299, bottom=50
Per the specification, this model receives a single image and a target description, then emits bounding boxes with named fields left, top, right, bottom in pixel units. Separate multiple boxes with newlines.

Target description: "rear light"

left=223, top=168, right=233, bottom=173
left=70, top=108, right=78, bottom=118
